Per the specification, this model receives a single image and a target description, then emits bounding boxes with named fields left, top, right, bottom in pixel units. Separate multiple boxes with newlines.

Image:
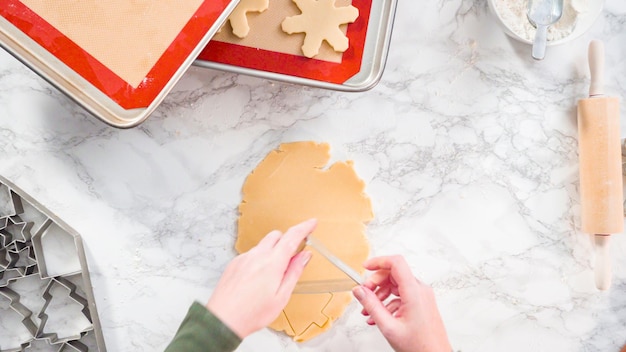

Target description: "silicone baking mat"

left=197, top=0, right=373, bottom=85
left=0, top=0, right=237, bottom=127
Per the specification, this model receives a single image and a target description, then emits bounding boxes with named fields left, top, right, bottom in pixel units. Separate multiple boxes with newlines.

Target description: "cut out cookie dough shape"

left=227, top=0, right=270, bottom=38
left=237, top=141, right=373, bottom=341
left=281, top=0, right=359, bottom=58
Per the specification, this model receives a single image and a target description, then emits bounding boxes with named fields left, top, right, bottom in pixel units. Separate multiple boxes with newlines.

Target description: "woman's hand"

left=206, top=219, right=316, bottom=338
left=352, top=255, right=452, bottom=352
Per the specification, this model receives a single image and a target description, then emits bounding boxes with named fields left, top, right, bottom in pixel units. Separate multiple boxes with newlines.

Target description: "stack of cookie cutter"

left=0, top=175, right=105, bottom=352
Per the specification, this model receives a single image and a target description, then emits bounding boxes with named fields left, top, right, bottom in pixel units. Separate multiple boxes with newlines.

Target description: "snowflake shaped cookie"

left=281, top=0, right=359, bottom=58
left=227, top=0, right=270, bottom=38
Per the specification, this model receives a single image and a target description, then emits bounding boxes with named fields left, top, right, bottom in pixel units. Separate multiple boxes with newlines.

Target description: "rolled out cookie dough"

left=236, top=141, right=373, bottom=341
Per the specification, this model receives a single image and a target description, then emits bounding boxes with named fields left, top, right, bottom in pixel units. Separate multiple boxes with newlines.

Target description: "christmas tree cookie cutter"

left=0, top=175, right=105, bottom=352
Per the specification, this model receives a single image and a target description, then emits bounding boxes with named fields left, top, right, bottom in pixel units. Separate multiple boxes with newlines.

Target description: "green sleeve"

left=165, top=301, right=242, bottom=352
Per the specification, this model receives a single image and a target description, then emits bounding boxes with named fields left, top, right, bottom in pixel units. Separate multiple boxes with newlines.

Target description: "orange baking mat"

left=0, top=0, right=233, bottom=109
left=197, top=0, right=372, bottom=84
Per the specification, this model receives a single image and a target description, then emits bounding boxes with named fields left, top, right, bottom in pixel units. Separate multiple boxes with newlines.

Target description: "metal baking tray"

left=0, top=175, right=106, bottom=351
left=194, top=0, right=397, bottom=91
left=0, top=0, right=239, bottom=128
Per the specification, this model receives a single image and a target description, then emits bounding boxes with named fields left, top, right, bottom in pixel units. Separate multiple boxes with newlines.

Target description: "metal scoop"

left=527, top=0, right=563, bottom=60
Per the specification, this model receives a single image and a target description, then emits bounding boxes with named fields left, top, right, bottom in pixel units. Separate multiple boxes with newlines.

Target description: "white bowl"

left=488, top=0, right=604, bottom=46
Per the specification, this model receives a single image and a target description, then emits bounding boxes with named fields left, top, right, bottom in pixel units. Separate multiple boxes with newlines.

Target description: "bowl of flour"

left=488, top=0, right=604, bottom=45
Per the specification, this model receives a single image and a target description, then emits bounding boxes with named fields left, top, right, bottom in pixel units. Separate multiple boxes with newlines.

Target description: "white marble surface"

left=1, top=0, right=626, bottom=351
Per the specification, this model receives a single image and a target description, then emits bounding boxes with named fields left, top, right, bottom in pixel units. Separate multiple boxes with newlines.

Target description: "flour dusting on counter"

left=494, top=0, right=589, bottom=41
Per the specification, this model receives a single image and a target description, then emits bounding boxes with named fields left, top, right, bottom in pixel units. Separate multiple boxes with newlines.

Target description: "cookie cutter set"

left=0, top=0, right=396, bottom=128
left=0, top=176, right=105, bottom=352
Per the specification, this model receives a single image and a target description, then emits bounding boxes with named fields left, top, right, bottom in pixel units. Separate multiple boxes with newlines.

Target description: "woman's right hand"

left=352, top=256, right=452, bottom=352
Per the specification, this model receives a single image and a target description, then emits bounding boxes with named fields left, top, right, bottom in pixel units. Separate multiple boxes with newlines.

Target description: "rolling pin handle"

left=588, top=40, right=605, bottom=97
left=594, top=234, right=612, bottom=291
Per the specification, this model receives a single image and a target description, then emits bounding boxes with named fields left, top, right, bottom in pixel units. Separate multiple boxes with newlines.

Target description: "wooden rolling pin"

left=577, top=40, right=623, bottom=291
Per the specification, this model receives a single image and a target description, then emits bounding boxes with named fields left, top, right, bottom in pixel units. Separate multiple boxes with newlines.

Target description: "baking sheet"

left=195, top=0, right=397, bottom=91
left=0, top=0, right=239, bottom=128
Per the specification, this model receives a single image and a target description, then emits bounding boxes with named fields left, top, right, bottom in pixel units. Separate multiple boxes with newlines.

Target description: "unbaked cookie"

left=236, top=141, right=373, bottom=341
left=226, top=0, right=269, bottom=38
left=281, top=0, right=359, bottom=58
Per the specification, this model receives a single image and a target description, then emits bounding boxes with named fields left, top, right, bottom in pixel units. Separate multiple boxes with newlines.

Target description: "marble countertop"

left=1, top=0, right=626, bottom=351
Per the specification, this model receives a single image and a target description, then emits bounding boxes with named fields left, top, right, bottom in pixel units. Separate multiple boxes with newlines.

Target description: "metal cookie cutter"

left=0, top=176, right=106, bottom=352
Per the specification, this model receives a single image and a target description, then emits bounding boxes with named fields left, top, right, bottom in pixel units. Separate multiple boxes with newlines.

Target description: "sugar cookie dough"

left=281, top=0, right=359, bottom=58
left=226, top=0, right=269, bottom=38
left=236, top=141, right=373, bottom=341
